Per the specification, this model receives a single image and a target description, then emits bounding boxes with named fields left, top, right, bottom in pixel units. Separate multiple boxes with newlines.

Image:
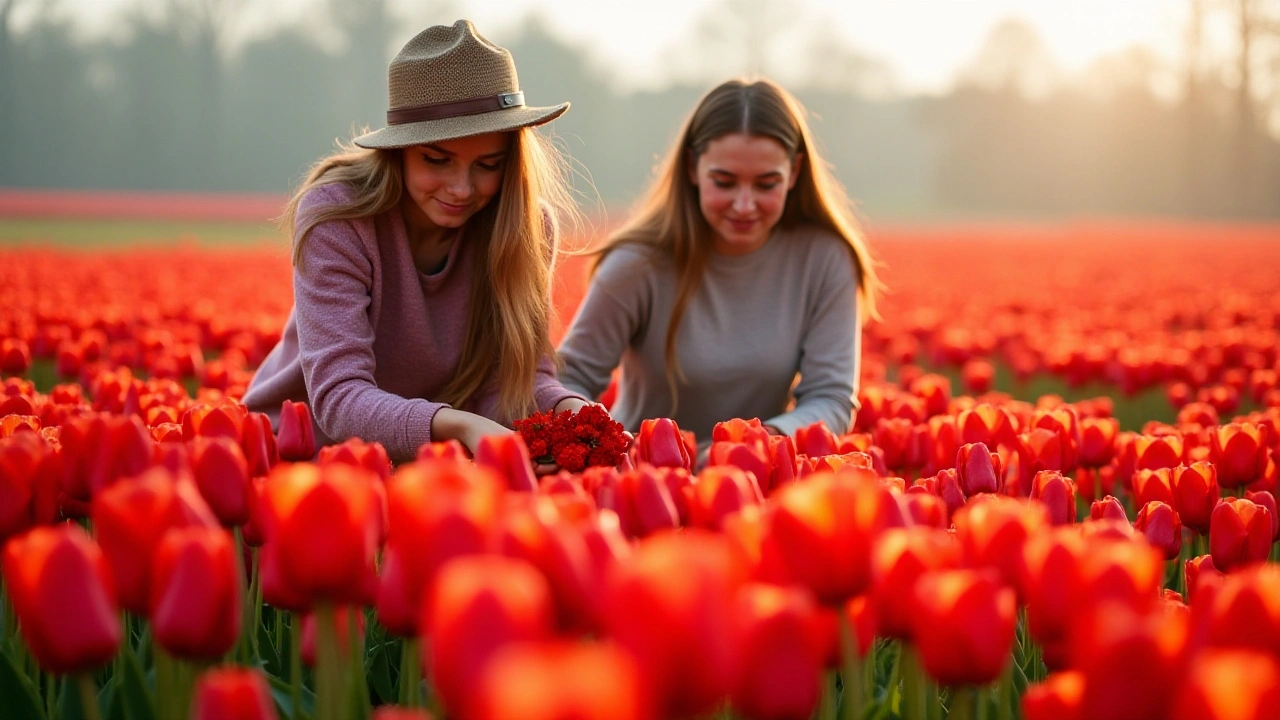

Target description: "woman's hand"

left=430, top=408, right=512, bottom=457
left=553, top=397, right=593, bottom=414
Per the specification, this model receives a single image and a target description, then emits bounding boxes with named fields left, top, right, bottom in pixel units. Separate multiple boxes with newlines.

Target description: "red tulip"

left=277, top=399, right=316, bottom=462
left=954, top=495, right=1048, bottom=592
left=763, top=472, right=903, bottom=604
left=426, top=555, right=555, bottom=717
left=1, top=524, right=121, bottom=674
left=1185, top=553, right=1224, bottom=606
left=190, top=436, right=252, bottom=526
left=1023, top=672, right=1085, bottom=720
left=59, top=413, right=153, bottom=502
left=191, top=667, right=279, bottom=720
left=1210, top=497, right=1272, bottom=572
left=1019, top=528, right=1085, bottom=660
left=956, top=442, right=1001, bottom=496
left=911, top=569, right=1017, bottom=686
left=1089, top=495, right=1128, bottom=523
left=613, top=465, right=681, bottom=539
left=1211, top=423, right=1269, bottom=488
left=729, top=584, right=824, bottom=720
left=1172, top=649, right=1280, bottom=720
left=602, top=531, right=742, bottom=719
left=375, top=460, right=503, bottom=637
left=1132, top=467, right=1175, bottom=509
left=871, top=526, right=961, bottom=640
left=708, top=440, right=771, bottom=495
left=795, top=421, right=839, bottom=458
left=957, top=403, right=1013, bottom=449
left=632, top=418, right=693, bottom=470
left=1017, top=429, right=1068, bottom=490
left=1172, top=462, right=1220, bottom=534
left=898, top=490, right=948, bottom=529
left=1073, top=602, right=1189, bottom=720
left=91, top=467, right=218, bottom=615
left=689, top=466, right=762, bottom=531
left=1029, top=470, right=1076, bottom=525
left=1134, top=501, right=1183, bottom=561
left=417, top=439, right=470, bottom=464
left=1244, top=489, right=1279, bottom=542
left=474, top=433, right=537, bottom=492
left=925, top=414, right=960, bottom=474
left=1133, top=433, right=1184, bottom=472
left=317, top=437, right=392, bottom=481
left=183, top=401, right=246, bottom=441
left=239, top=411, right=279, bottom=478
left=909, top=374, right=952, bottom=419
left=471, top=641, right=651, bottom=720
left=150, top=526, right=241, bottom=660
left=262, top=463, right=382, bottom=607
left=0, top=433, right=61, bottom=541
left=1032, top=406, right=1081, bottom=472
left=1202, top=563, right=1280, bottom=658
left=712, top=417, right=771, bottom=446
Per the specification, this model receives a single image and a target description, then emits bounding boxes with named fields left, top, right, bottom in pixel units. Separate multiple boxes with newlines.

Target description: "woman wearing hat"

left=243, top=20, right=589, bottom=463
left=557, top=78, right=884, bottom=452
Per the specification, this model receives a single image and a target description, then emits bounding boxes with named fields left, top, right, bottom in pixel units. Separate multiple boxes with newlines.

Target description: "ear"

left=787, top=152, right=806, bottom=191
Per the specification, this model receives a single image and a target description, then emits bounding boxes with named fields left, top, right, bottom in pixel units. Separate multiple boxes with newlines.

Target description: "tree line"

left=0, top=0, right=1277, bottom=220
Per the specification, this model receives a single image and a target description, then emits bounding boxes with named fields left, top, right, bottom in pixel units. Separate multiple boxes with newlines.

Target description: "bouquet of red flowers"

left=514, top=403, right=630, bottom=472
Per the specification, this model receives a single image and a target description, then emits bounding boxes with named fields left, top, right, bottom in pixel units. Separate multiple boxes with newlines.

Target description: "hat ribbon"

left=386, top=91, right=526, bottom=125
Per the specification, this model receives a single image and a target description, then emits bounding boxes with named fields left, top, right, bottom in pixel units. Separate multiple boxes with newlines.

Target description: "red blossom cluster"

left=515, top=404, right=630, bottom=472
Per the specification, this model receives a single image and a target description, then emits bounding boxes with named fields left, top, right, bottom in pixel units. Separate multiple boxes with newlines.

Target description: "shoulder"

left=297, top=181, right=357, bottom=217
left=779, top=224, right=856, bottom=274
left=596, top=241, right=665, bottom=277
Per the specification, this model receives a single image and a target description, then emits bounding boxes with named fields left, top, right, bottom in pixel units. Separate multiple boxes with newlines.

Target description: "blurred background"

left=0, top=0, right=1278, bottom=221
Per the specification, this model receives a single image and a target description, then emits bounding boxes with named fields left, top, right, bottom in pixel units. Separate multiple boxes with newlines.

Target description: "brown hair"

left=596, top=78, right=884, bottom=405
left=281, top=128, right=579, bottom=421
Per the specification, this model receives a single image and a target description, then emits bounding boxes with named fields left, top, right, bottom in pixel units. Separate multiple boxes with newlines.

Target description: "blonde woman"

left=243, top=20, right=587, bottom=463
left=558, top=78, right=883, bottom=449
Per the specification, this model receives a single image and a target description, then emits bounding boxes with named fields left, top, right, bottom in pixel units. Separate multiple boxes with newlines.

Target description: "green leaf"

left=56, top=676, right=92, bottom=720
left=257, top=619, right=283, bottom=679
left=0, top=649, right=45, bottom=720
left=109, top=647, right=155, bottom=720
left=268, top=672, right=316, bottom=720
left=365, top=643, right=394, bottom=706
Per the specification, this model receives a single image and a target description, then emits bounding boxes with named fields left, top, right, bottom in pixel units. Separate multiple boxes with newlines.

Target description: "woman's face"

left=401, top=132, right=511, bottom=236
left=689, top=133, right=802, bottom=256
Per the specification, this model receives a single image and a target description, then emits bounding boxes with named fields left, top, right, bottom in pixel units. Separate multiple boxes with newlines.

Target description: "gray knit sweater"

left=557, top=224, right=862, bottom=444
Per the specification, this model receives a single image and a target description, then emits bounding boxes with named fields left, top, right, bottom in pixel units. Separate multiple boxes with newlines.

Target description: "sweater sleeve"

left=764, top=242, right=860, bottom=437
left=293, top=205, right=445, bottom=462
left=556, top=246, right=651, bottom=401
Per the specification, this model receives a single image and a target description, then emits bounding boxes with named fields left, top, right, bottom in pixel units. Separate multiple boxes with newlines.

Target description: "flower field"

left=1, top=219, right=1279, bottom=720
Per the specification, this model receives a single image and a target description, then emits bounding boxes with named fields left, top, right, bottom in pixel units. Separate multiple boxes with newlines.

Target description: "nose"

left=732, top=188, right=755, bottom=213
left=444, top=169, right=474, bottom=201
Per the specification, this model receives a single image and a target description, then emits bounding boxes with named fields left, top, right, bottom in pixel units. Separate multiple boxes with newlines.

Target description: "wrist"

left=554, top=397, right=591, bottom=414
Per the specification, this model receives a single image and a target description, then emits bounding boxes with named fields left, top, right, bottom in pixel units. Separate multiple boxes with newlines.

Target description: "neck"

left=400, top=197, right=448, bottom=249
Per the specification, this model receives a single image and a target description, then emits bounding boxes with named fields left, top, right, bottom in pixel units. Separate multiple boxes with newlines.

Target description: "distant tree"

left=955, top=18, right=1060, bottom=100
left=799, top=23, right=898, bottom=99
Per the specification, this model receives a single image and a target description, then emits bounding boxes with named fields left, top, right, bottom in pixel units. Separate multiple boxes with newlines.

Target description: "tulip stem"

left=818, top=670, right=838, bottom=720
left=289, top=613, right=303, bottom=720
left=901, top=645, right=927, bottom=720
left=315, top=604, right=343, bottom=720
left=948, top=686, right=975, bottom=720
left=399, top=638, right=420, bottom=707
left=348, top=610, right=369, bottom=718
left=78, top=674, right=102, bottom=720
left=839, top=613, right=864, bottom=720
left=233, top=527, right=253, bottom=665
left=996, top=659, right=1013, bottom=720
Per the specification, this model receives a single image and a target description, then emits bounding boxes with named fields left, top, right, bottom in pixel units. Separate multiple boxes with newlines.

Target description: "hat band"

left=386, top=92, right=525, bottom=125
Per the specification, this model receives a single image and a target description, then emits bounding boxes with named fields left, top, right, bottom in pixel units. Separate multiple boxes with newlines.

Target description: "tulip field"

left=1, top=216, right=1280, bottom=720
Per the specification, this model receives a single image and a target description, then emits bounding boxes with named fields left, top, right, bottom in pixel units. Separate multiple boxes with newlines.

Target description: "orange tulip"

left=1, top=524, right=121, bottom=674
left=1132, top=467, right=1175, bottom=509
left=1033, top=406, right=1081, bottom=472
left=471, top=641, right=651, bottom=720
left=426, top=555, right=555, bottom=717
left=871, top=526, right=961, bottom=640
left=1244, top=489, right=1279, bottom=542
left=603, top=531, right=743, bottom=719
left=1133, top=433, right=1184, bottom=472
left=910, top=569, right=1016, bottom=686
left=1171, top=462, right=1219, bottom=534
left=729, top=584, right=824, bottom=720
left=712, top=417, right=771, bottom=446
left=182, top=400, right=246, bottom=441
left=957, top=403, right=1014, bottom=449
left=688, top=466, right=762, bottom=531
left=1209, top=497, right=1272, bottom=572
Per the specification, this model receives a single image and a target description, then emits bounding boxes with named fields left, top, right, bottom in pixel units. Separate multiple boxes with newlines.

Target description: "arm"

left=556, top=249, right=649, bottom=402
left=293, top=213, right=477, bottom=461
left=763, top=246, right=861, bottom=438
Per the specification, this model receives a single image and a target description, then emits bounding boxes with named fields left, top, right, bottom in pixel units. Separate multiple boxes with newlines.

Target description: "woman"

left=557, top=78, right=883, bottom=448
left=243, top=20, right=587, bottom=463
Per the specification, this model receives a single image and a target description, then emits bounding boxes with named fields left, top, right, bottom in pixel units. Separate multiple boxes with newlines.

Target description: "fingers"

left=534, top=463, right=559, bottom=476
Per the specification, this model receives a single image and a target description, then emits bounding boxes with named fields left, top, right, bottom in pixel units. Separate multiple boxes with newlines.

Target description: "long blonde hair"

left=596, top=78, right=884, bottom=404
left=281, top=128, right=579, bottom=420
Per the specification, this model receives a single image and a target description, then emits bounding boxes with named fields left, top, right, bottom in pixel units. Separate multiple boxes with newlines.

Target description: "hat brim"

left=353, top=103, right=569, bottom=149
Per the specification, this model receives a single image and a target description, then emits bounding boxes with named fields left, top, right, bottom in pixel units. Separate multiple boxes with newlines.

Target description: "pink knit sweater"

left=242, top=183, right=582, bottom=462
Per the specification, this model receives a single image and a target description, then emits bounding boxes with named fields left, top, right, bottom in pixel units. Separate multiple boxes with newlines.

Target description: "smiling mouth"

left=727, top=218, right=757, bottom=230
left=435, top=199, right=469, bottom=213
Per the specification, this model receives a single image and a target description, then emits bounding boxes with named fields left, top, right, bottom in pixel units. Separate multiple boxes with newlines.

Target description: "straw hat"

left=354, top=20, right=569, bottom=149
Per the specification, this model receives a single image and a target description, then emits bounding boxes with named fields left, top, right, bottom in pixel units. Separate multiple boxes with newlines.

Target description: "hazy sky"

left=33, top=0, right=1218, bottom=94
